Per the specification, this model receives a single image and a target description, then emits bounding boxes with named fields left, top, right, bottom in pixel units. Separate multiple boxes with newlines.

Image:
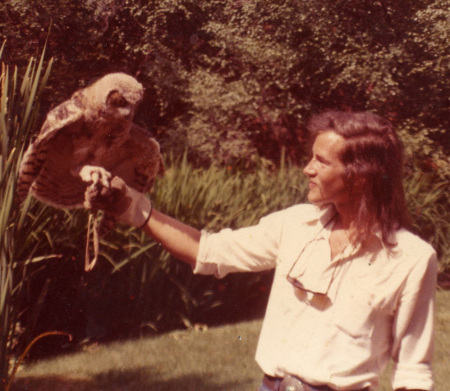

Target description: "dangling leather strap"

left=85, top=211, right=100, bottom=272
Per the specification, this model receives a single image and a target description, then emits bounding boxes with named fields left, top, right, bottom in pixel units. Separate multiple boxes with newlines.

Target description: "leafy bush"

left=1, top=0, right=448, bottom=167
left=404, top=172, right=450, bottom=270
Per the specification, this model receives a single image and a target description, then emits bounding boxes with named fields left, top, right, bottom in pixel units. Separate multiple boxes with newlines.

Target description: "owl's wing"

left=109, top=123, right=164, bottom=194
left=35, top=92, right=85, bottom=144
left=17, top=96, right=84, bottom=203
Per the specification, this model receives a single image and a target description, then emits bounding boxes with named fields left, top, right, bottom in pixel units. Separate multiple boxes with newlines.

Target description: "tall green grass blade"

left=0, top=67, right=8, bottom=162
left=0, top=41, right=5, bottom=58
left=0, top=44, right=55, bottom=390
left=22, top=44, right=47, bottom=135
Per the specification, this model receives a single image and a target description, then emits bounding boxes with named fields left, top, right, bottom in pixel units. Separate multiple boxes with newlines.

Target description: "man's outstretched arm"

left=143, top=209, right=200, bottom=268
left=84, top=175, right=201, bottom=268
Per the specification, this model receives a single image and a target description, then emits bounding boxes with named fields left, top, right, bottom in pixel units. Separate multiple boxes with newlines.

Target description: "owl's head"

left=82, top=73, right=144, bottom=122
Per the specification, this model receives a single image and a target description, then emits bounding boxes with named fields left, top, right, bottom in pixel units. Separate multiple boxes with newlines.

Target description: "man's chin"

left=307, top=197, right=332, bottom=209
left=307, top=195, right=322, bottom=206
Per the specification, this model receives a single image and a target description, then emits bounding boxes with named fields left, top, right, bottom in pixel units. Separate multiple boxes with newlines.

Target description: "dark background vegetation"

left=2, top=0, right=449, bottom=167
left=0, top=0, right=449, bottom=362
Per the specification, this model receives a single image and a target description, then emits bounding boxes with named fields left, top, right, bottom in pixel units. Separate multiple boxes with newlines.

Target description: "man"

left=86, top=111, right=437, bottom=391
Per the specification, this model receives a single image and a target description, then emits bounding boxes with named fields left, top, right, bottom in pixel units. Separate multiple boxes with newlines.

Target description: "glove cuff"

left=119, top=187, right=152, bottom=228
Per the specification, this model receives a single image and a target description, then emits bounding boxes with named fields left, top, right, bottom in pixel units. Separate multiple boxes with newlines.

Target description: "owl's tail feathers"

left=16, top=144, right=48, bottom=204
left=16, top=170, right=35, bottom=204
left=16, top=183, right=29, bottom=204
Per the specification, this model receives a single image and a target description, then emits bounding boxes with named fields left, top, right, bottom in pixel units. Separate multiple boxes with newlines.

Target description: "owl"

left=17, top=72, right=164, bottom=270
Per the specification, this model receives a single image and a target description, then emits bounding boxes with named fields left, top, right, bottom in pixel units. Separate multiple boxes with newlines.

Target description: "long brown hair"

left=307, top=111, right=410, bottom=247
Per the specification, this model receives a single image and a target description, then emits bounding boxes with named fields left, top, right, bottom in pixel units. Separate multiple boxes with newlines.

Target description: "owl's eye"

left=108, top=92, right=128, bottom=108
left=112, top=96, right=128, bottom=108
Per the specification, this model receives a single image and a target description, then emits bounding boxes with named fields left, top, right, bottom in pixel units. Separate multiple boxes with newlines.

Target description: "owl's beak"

left=120, top=107, right=133, bottom=120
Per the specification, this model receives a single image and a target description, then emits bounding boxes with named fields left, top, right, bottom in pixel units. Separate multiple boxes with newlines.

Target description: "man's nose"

left=303, top=160, right=315, bottom=176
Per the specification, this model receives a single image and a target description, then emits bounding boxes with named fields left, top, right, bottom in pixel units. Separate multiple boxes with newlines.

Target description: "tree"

left=1, top=0, right=448, bottom=168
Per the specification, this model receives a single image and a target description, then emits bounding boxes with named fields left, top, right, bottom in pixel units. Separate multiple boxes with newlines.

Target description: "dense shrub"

left=1, top=0, right=448, bottom=168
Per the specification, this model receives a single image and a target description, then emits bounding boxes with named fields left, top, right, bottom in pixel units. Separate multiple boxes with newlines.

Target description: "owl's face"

left=106, top=90, right=137, bottom=121
left=83, top=73, right=144, bottom=122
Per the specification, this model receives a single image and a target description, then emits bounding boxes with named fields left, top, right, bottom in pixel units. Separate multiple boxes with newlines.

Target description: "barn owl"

left=17, top=73, right=164, bottom=270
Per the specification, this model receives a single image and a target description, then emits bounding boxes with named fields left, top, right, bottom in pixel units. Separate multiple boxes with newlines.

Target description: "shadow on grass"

left=12, top=367, right=256, bottom=391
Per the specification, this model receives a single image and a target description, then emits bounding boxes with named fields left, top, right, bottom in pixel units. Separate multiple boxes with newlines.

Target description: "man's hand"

left=84, top=174, right=200, bottom=267
left=84, top=176, right=152, bottom=228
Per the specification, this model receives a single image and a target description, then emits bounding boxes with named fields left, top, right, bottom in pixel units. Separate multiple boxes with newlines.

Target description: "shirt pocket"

left=333, top=288, right=377, bottom=339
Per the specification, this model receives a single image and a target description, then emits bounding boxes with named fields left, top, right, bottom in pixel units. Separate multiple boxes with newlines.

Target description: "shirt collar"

left=304, top=204, right=337, bottom=227
left=304, top=203, right=392, bottom=255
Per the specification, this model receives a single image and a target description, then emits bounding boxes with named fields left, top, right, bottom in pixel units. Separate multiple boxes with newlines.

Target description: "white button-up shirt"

left=194, top=204, right=437, bottom=390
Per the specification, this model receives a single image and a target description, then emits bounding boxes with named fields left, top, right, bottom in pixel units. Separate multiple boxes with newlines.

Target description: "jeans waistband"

left=262, top=375, right=369, bottom=391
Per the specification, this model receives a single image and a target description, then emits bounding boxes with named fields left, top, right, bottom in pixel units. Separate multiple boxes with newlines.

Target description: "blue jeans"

left=258, top=379, right=280, bottom=391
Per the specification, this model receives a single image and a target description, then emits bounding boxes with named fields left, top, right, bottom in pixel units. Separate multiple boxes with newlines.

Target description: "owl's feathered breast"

left=20, top=121, right=161, bottom=208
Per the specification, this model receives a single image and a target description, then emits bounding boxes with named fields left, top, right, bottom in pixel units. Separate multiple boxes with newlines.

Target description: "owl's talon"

left=79, top=165, right=112, bottom=189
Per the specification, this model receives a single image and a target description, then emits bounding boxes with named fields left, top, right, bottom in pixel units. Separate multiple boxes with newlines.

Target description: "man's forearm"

left=143, top=209, right=201, bottom=268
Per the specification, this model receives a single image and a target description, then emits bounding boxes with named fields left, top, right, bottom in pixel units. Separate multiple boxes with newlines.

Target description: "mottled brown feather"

left=17, top=72, right=163, bottom=228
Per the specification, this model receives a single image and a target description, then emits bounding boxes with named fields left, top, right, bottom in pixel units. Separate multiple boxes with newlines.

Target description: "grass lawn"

left=12, top=289, right=450, bottom=391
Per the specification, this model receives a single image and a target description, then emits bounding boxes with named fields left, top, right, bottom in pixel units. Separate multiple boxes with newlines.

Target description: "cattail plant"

left=0, top=43, right=64, bottom=390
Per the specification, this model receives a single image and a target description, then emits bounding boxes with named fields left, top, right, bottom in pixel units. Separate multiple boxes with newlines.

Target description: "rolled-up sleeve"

left=194, top=210, right=286, bottom=278
left=390, top=250, right=438, bottom=390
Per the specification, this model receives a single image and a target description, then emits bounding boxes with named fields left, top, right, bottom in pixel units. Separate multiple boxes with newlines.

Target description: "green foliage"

left=155, top=152, right=308, bottom=230
left=1, top=0, right=447, bottom=169
left=404, top=172, right=450, bottom=269
left=0, top=45, right=56, bottom=389
left=399, top=120, right=450, bottom=182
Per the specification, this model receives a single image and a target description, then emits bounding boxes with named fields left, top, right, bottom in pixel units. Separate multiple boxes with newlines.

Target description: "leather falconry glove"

left=84, top=176, right=152, bottom=229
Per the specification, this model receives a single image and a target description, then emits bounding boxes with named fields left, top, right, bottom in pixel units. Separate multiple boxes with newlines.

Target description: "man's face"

left=303, top=131, right=350, bottom=208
